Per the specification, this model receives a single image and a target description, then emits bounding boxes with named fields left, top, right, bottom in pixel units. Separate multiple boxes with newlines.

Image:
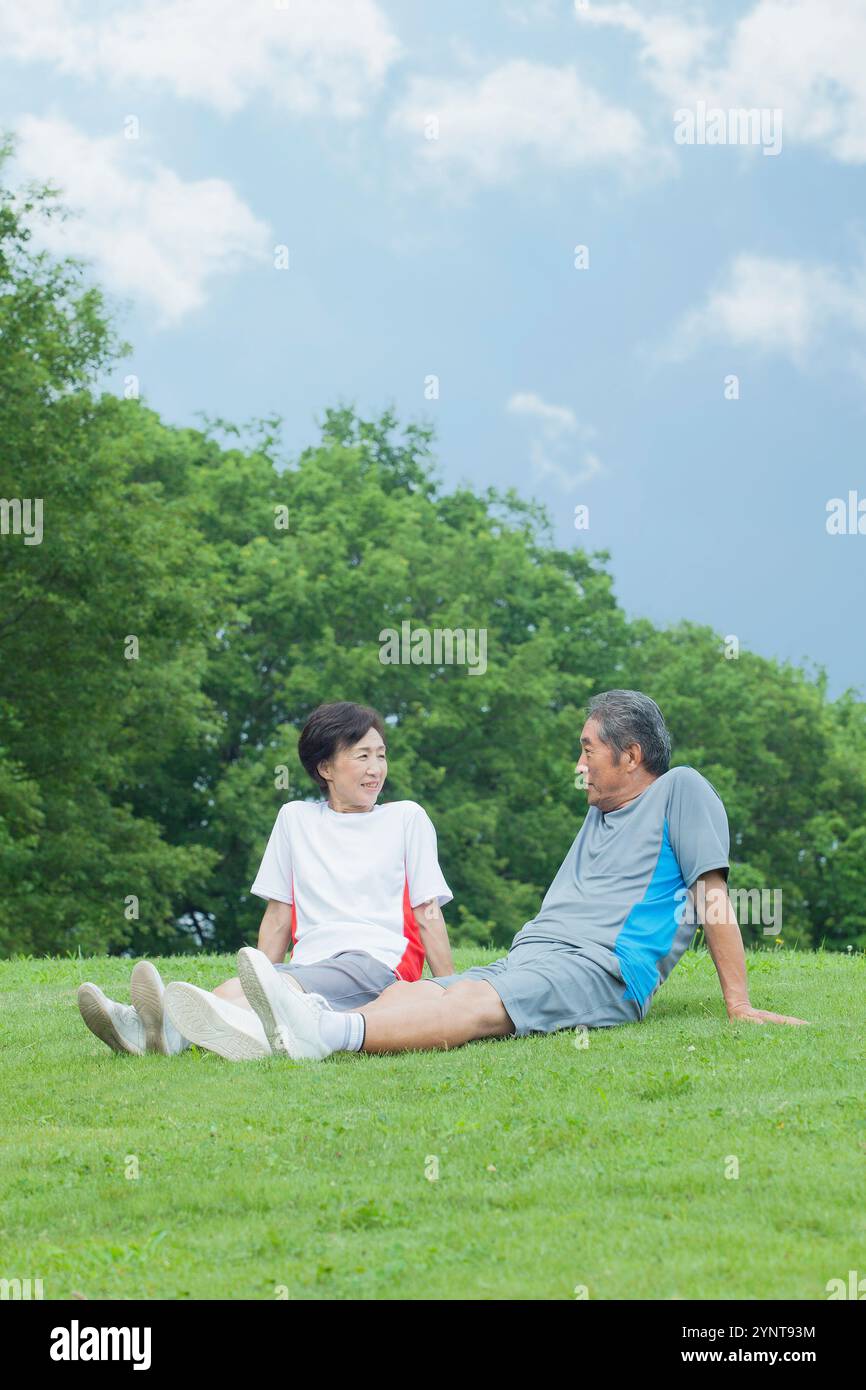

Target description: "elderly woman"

left=77, top=701, right=454, bottom=1060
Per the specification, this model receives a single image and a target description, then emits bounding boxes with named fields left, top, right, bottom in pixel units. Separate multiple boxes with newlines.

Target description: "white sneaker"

left=279, top=970, right=306, bottom=994
left=78, top=983, right=146, bottom=1056
left=130, top=960, right=188, bottom=1055
left=237, top=947, right=333, bottom=1060
left=163, top=982, right=270, bottom=1061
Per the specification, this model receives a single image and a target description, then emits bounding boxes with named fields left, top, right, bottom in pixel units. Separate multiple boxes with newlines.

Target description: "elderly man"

left=187, top=689, right=809, bottom=1061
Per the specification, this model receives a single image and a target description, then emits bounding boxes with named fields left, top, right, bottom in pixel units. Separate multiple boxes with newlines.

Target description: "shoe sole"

left=164, top=984, right=270, bottom=1062
left=237, top=949, right=328, bottom=1060
left=236, top=948, right=290, bottom=1055
left=77, top=984, right=143, bottom=1056
left=130, top=961, right=169, bottom=1055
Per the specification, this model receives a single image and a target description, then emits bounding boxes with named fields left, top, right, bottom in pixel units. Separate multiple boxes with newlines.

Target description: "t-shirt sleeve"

left=667, top=769, right=730, bottom=888
left=250, top=805, right=294, bottom=904
left=404, top=805, right=453, bottom=909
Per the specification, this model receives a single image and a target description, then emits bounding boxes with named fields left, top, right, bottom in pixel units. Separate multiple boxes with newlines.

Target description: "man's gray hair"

left=586, top=690, right=671, bottom=775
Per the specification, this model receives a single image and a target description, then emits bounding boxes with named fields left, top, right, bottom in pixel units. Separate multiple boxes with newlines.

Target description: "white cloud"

left=580, top=0, right=866, bottom=163
left=578, top=2, right=715, bottom=82
left=0, top=0, right=401, bottom=118
left=530, top=442, right=603, bottom=491
left=507, top=391, right=579, bottom=433
left=389, top=59, right=648, bottom=185
left=507, top=391, right=603, bottom=490
left=13, top=116, right=271, bottom=325
left=663, top=252, right=866, bottom=366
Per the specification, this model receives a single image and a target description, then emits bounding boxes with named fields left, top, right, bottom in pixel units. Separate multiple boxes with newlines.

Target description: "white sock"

left=318, top=1010, right=365, bottom=1053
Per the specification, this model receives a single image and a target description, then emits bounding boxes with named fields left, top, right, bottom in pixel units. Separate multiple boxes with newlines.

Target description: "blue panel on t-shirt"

left=614, top=820, right=687, bottom=1011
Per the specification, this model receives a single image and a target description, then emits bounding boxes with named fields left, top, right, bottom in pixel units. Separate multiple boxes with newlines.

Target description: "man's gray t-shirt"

left=510, top=766, right=730, bottom=1015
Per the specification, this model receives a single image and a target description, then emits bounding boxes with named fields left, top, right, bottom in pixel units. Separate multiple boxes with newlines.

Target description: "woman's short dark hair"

left=298, top=702, right=387, bottom=794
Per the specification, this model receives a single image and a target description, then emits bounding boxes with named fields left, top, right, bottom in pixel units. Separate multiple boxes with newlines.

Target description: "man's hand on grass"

left=695, top=875, right=811, bottom=1029
left=727, top=1003, right=810, bottom=1026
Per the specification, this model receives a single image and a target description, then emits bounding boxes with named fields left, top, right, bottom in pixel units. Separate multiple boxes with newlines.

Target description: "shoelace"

left=114, top=1001, right=142, bottom=1027
left=303, top=991, right=333, bottom=1015
left=111, top=1000, right=146, bottom=1043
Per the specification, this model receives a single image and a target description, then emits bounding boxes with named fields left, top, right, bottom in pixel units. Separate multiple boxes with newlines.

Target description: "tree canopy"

left=2, top=149, right=864, bottom=957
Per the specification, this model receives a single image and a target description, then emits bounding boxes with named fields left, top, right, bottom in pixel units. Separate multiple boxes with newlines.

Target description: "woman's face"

left=318, top=726, right=387, bottom=811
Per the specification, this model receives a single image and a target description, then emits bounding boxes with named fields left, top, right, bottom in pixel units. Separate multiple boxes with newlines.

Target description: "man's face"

left=575, top=718, right=629, bottom=813
left=319, top=726, right=387, bottom=810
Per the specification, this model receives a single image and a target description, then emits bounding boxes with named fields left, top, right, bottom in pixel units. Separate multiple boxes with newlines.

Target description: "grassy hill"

left=1, top=947, right=863, bottom=1300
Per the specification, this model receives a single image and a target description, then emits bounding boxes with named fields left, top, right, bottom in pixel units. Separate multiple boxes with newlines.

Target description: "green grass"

left=1, top=947, right=864, bottom=1300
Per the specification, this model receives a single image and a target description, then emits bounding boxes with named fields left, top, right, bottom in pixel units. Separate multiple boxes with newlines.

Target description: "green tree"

left=625, top=619, right=866, bottom=949
left=2, top=148, right=865, bottom=959
left=0, top=141, right=217, bottom=954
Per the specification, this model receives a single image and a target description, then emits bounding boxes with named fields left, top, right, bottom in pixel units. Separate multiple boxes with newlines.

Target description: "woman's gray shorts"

left=430, top=942, right=642, bottom=1036
left=275, top=950, right=397, bottom=1011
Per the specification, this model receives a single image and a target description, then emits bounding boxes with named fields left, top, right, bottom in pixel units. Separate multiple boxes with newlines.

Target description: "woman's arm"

left=414, top=899, right=455, bottom=977
left=256, top=898, right=294, bottom=965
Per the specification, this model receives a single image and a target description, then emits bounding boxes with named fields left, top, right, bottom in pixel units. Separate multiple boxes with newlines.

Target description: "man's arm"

left=256, top=899, right=293, bottom=965
left=692, top=870, right=808, bottom=1026
left=414, top=899, right=455, bottom=977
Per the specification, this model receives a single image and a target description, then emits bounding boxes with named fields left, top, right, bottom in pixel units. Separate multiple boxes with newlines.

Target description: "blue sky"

left=3, top=0, right=864, bottom=698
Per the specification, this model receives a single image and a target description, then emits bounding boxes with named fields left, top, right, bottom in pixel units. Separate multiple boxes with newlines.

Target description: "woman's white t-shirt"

left=250, top=800, right=452, bottom=980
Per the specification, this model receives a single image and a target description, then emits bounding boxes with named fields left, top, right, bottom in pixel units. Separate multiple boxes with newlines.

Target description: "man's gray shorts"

left=275, top=950, right=396, bottom=1011
left=430, top=942, right=642, bottom=1036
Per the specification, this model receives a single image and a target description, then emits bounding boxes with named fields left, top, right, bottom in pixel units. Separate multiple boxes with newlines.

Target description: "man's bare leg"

left=357, top=978, right=513, bottom=1053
